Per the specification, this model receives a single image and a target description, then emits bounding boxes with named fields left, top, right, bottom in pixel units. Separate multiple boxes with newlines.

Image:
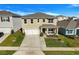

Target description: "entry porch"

left=40, top=24, right=58, bottom=36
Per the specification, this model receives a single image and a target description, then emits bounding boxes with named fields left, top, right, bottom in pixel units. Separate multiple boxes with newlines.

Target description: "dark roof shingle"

left=22, top=12, right=55, bottom=19
left=0, top=11, right=21, bottom=17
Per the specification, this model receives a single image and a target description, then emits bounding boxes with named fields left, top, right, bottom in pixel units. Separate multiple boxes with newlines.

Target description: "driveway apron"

left=14, top=34, right=44, bottom=55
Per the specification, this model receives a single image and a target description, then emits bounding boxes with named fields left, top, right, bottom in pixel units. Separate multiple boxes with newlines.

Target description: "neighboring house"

left=22, top=12, right=58, bottom=35
left=0, top=11, right=22, bottom=34
left=56, top=15, right=68, bottom=21
left=68, top=16, right=79, bottom=20
left=58, top=20, right=79, bottom=36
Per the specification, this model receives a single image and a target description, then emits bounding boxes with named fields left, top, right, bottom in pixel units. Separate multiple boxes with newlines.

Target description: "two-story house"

left=0, top=11, right=22, bottom=34
left=22, top=12, right=58, bottom=35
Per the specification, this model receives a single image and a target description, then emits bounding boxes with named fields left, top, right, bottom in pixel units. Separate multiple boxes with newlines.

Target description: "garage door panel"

left=0, top=28, right=11, bottom=33
left=25, top=29, right=39, bottom=35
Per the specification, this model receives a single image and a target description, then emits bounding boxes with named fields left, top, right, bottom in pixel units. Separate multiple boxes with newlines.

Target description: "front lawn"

left=45, top=38, right=68, bottom=47
left=45, top=35, right=79, bottom=47
left=0, top=50, right=15, bottom=55
left=43, top=51, right=79, bottom=55
left=0, top=30, right=25, bottom=46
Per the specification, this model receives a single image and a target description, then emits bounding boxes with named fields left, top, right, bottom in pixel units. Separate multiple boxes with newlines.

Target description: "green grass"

left=43, top=51, right=79, bottom=55
left=0, top=50, right=15, bottom=55
left=0, top=30, right=25, bottom=46
left=45, top=38, right=68, bottom=47
left=45, top=35, right=79, bottom=47
left=58, top=35, right=79, bottom=47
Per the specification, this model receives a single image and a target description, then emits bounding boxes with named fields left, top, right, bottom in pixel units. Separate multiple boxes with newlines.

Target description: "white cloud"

left=44, top=12, right=60, bottom=16
left=71, top=4, right=79, bottom=7
left=69, top=4, right=79, bottom=7
left=5, top=10, right=34, bottom=15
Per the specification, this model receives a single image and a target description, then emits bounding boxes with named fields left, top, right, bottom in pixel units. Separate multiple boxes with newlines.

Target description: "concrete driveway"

left=14, top=34, right=44, bottom=55
left=0, top=34, right=10, bottom=43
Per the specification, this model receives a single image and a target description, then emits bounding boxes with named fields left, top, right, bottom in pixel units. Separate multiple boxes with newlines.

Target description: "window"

left=24, top=19, right=27, bottom=24
left=31, top=19, right=33, bottom=23
left=6, top=17, right=10, bottom=22
left=1, top=16, right=10, bottom=22
left=48, top=28, right=54, bottom=33
left=38, top=19, right=39, bottom=22
left=43, top=19, right=45, bottom=22
left=48, top=18, right=53, bottom=23
left=48, top=28, right=54, bottom=31
left=67, top=30, right=73, bottom=34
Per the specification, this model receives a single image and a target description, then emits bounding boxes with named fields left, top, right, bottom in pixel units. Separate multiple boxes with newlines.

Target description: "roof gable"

left=22, top=12, right=55, bottom=19
left=66, top=20, right=77, bottom=29
left=0, top=11, right=21, bottom=17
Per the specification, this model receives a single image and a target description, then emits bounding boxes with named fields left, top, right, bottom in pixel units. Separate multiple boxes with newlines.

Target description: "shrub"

left=66, top=36, right=74, bottom=39
left=40, top=32, right=43, bottom=37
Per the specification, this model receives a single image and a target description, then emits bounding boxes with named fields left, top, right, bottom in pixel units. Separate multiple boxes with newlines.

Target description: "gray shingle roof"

left=22, top=12, right=55, bottom=19
left=75, top=20, right=79, bottom=28
left=0, top=11, right=21, bottom=17
left=57, top=20, right=70, bottom=28
left=57, top=20, right=79, bottom=29
left=66, top=20, right=77, bottom=29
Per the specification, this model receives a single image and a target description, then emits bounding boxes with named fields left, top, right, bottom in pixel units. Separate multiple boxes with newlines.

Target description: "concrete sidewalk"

left=0, top=46, right=79, bottom=51
left=42, top=47, right=79, bottom=51
left=0, top=46, right=79, bottom=52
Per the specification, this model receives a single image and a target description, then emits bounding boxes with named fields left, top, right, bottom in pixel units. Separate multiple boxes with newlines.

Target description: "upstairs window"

left=31, top=19, right=33, bottom=23
left=43, top=19, right=45, bottom=22
left=1, top=16, right=10, bottom=22
left=38, top=19, right=39, bottom=22
left=24, top=19, right=27, bottom=24
left=48, top=18, right=53, bottom=23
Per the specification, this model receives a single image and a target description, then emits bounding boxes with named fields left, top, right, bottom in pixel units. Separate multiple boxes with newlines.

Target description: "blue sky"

left=0, top=4, right=79, bottom=16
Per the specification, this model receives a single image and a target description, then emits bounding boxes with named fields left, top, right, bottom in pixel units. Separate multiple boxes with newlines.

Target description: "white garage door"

left=0, top=28, right=11, bottom=33
left=25, top=29, right=39, bottom=35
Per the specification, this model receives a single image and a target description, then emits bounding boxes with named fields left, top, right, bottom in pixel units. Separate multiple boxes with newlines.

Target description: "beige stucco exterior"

left=22, top=18, right=58, bottom=35
left=22, top=18, right=58, bottom=29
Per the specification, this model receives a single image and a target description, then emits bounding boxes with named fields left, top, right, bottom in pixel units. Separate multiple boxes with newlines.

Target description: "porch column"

left=40, top=27, right=42, bottom=33
left=56, top=28, right=58, bottom=35
left=46, top=28, right=49, bottom=34
left=74, top=29, right=77, bottom=35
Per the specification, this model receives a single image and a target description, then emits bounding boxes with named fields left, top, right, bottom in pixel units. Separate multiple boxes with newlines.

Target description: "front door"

left=42, top=28, right=46, bottom=33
